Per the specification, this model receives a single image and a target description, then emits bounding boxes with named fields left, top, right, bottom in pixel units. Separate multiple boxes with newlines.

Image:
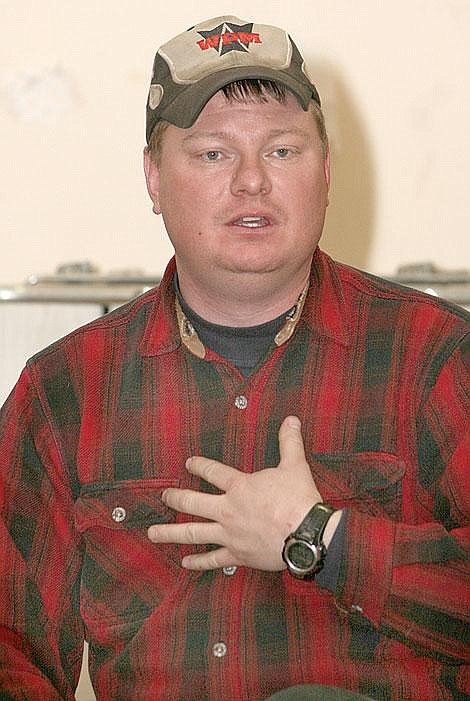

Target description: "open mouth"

left=231, top=216, right=271, bottom=229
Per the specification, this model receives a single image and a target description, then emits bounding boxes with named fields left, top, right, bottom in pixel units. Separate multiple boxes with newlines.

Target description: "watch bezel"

left=282, top=535, right=326, bottom=578
left=282, top=502, right=335, bottom=580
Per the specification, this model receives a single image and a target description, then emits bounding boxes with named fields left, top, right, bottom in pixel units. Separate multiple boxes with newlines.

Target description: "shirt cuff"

left=315, top=509, right=347, bottom=592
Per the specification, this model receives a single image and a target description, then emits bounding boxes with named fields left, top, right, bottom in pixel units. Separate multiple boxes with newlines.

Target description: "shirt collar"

left=140, top=249, right=350, bottom=358
left=301, top=247, right=350, bottom=347
left=139, top=257, right=181, bottom=357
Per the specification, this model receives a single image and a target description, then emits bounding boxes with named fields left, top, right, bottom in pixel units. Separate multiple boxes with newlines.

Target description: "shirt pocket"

left=308, top=451, right=406, bottom=519
left=74, top=478, right=182, bottom=637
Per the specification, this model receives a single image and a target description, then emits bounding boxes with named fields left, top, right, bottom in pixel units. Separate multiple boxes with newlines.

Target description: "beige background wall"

left=1, top=1, right=469, bottom=288
left=1, top=3, right=469, bottom=700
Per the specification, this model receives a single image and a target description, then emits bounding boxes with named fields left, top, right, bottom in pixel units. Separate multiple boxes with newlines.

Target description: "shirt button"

left=111, top=506, right=127, bottom=523
left=223, top=566, right=237, bottom=576
left=212, top=642, right=227, bottom=658
left=234, top=395, right=248, bottom=410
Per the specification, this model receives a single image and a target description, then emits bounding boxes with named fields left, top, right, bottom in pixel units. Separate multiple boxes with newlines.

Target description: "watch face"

left=283, top=503, right=334, bottom=579
left=288, top=540, right=318, bottom=570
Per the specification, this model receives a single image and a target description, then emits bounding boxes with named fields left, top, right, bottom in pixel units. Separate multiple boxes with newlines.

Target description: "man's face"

left=144, top=90, right=330, bottom=294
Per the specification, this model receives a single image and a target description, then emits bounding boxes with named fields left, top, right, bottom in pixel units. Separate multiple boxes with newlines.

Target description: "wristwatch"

left=282, top=502, right=336, bottom=579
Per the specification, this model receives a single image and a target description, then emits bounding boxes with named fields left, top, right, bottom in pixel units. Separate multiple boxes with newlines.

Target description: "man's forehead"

left=163, top=95, right=319, bottom=147
left=181, top=125, right=314, bottom=143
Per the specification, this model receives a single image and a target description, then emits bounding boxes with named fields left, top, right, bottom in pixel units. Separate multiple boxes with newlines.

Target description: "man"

left=0, top=15, right=468, bottom=701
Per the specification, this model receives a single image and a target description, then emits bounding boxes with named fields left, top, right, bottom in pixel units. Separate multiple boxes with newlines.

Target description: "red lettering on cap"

left=196, top=31, right=263, bottom=51
left=222, top=32, right=238, bottom=44
left=197, top=36, right=220, bottom=50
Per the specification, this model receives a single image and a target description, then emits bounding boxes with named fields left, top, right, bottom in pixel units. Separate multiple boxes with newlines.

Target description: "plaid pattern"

left=0, top=249, right=469, bottom=700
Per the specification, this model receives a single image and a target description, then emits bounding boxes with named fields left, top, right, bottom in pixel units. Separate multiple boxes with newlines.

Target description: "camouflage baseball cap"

left=146, top=15, right=320, bottom=142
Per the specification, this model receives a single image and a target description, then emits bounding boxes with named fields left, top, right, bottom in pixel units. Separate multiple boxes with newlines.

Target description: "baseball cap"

left=146, top=15, right=320, bottom=142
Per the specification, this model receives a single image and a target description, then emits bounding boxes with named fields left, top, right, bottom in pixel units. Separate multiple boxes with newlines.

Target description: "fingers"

left=278, top=415, right=307, bottom=467
left=161, top=487, right=220, bottom=520
left=147, top=520, right=221, bottom=545
left=181, top=547, right=237, bottom=571
left=186, top=456, right=238, bottom=491
left=147, top=522, right=236, bottom=571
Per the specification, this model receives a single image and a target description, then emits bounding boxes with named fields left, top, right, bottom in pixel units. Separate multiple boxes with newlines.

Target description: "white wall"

left=1, top=1, right=469, bottom=288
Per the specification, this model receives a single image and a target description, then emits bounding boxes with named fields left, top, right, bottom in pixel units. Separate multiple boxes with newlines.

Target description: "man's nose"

left=230, top=155, right=271, bottom=196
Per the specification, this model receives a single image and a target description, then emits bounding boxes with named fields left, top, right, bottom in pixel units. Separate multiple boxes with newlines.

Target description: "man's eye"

left=273, top=148, right=291, bottom=158
left=203, top=150, right=222, bottom=161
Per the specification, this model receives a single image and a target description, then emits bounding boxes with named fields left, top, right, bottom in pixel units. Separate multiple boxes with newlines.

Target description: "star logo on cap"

left=197, top=21, right=262, bottom=55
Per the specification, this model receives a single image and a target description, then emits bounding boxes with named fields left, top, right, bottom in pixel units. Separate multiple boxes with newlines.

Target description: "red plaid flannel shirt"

left=0, top=249, right=469, bottom=700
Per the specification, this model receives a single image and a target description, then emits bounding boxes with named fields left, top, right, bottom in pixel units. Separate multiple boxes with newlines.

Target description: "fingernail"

left=161, top=489, right=168, bottom=502
left=185, top=458, right=192, bottom=471
left=287, top=416, right=301, bottom=429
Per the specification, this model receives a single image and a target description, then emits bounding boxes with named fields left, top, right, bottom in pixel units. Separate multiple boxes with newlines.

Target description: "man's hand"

left=147, top=416, right=334, bottom=571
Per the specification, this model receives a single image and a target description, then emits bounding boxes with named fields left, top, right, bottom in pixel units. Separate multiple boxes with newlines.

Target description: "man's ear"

left=143, top=147, right=162, bottom=215
left=324, top=146, right=331, bottom=190
left=324, top=146, right=331, bottom=205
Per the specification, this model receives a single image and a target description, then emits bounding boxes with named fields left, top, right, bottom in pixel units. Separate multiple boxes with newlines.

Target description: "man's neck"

left=175, top=265, right=312, bottom=327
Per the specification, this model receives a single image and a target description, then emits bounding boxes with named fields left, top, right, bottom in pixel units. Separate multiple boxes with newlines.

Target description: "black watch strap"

left=282, top=502, right=336, bottom=579
left=294, top=502, right=336, bottom=542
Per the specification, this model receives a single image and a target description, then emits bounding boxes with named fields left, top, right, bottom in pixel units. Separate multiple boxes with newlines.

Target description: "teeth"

left=234, top=216, right=269, bottom=228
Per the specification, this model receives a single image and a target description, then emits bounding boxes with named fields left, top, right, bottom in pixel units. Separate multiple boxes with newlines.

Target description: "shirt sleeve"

left=334, top=333, right=470, bottom=664
left=315, top=510, right=347, bottom=591
left=0, top=367, right=83, bottom=699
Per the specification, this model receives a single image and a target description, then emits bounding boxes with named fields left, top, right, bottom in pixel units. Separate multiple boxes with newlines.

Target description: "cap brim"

left=151, top=66, right=319, bottom=133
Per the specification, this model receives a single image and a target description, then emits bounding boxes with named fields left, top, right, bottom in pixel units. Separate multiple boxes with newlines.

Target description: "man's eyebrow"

left=266, top=127, right=311, bottom=139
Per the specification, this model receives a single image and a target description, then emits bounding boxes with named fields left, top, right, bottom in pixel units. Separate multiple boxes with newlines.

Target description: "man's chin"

left=220, top=261, right=281, bottom=277
left=216, top=251, right=283, bottom=276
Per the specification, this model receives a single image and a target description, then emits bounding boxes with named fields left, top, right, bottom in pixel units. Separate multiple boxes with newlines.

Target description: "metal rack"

left=386, top=262, right=470, bottom=310
left=1, top=262, right=160, bottom=309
